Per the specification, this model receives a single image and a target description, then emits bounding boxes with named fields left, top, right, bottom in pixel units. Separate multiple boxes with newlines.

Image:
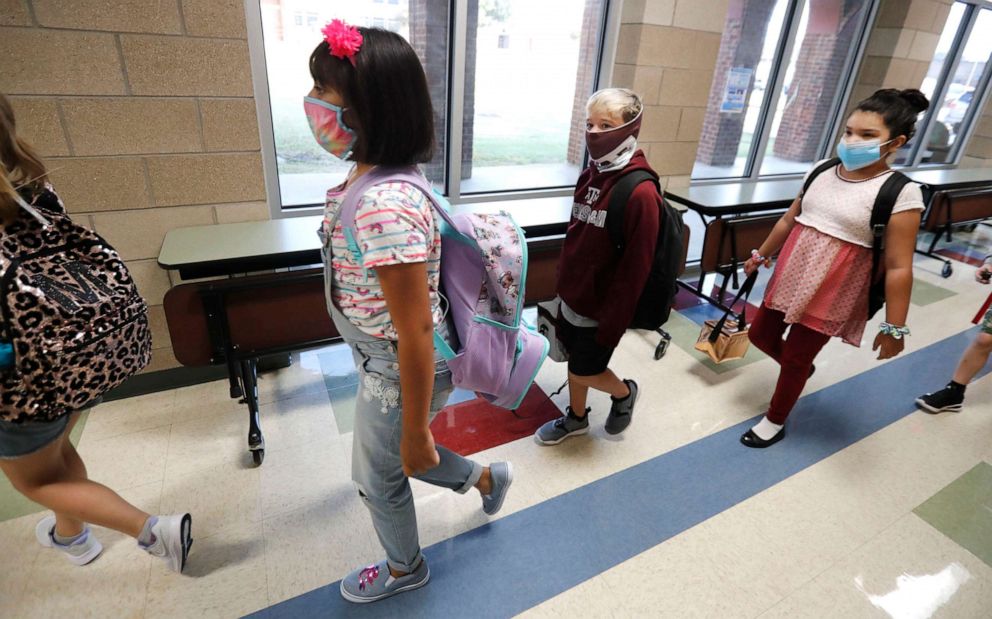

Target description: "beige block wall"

left=613, top=0, right=729, bottom=190
left=847, top=0, right=954, bottom=125
left=962, top=104, right=992, bottom=166
left=852, top=0, right=992, bottom=168
left=0, top=0, right=267, bottom=373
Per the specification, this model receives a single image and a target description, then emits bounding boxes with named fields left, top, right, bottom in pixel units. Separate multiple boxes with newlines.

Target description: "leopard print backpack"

left=0, top=187, right=151, bottom=423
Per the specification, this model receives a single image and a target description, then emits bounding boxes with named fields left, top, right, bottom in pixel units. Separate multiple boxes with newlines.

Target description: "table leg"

left=240, top=357, right=265, bottom=466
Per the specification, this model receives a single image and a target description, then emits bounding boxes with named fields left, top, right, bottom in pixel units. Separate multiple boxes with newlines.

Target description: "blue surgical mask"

left=836, top=138, right=894, bottom=171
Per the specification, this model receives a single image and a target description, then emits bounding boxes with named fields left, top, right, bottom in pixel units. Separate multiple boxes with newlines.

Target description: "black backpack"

left=801, top=157, right=912, bottom=319
left=605, top=169, right=686, bottom=331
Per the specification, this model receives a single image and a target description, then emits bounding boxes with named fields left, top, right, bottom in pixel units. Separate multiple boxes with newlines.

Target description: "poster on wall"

left=720, top=67, right=753, bottom=113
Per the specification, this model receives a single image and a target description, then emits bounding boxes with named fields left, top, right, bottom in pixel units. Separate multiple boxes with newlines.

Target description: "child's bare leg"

left=952, top=332, right=992, bottom=385
left=0, top=423, right=148, bottom=539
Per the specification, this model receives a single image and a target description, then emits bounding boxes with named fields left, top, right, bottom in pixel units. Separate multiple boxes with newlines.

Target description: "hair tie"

left=321, top=19, right=363, bottom=66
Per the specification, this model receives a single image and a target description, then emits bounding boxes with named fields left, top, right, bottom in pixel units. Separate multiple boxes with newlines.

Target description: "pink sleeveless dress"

left=762, top=223, right=872, bottom=347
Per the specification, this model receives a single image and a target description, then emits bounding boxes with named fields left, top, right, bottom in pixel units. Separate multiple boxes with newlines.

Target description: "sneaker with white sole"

left=35, top=515, right=103, bottom=566
left=340, top=558, right=430, bottom=604
left=140, top=513, right=192, bottom=573
left=916, top=384, right=965, bottom=414
left=605, top=379, right=638, bottom=435
left=534, top=407, right=590, bottom=446
left=482, top=461, right=513, bottom=516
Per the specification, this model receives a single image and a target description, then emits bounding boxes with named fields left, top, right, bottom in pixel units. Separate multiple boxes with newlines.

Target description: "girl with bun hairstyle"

left=740, top=88, right=930, bottom=448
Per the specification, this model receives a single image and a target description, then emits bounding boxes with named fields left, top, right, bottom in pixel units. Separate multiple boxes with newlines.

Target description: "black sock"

left=567, top=406, right=589, bottom=418
left=611, top=380, right=631, bottom=402
left=948, top=380, right=966, bottom=393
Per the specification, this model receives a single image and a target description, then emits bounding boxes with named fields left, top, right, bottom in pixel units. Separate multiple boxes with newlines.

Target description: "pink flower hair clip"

left=322, top=19, right=363, bottom=66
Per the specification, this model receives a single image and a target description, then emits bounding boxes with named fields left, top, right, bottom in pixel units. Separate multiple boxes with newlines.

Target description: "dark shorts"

left=0, top=398, right=101, bottom=460
left=0, top=414, right=71, bottom=460
left=558, top=317, right=615, bottom=377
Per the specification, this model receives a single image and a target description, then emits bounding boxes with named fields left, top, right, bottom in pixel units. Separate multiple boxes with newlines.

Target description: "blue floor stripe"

left=249, top=328, right=982, bottom=619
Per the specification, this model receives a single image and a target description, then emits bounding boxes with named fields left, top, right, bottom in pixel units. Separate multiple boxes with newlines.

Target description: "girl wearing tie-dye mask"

left=305, top=21, right=513, bottom=604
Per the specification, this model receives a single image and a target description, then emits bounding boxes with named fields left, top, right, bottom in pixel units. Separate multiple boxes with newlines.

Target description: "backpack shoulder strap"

left=869, top=171, right=913, bottom=278
left=333, top=166, right=457, bottom=262
left=802, top=157, right=841, bottom=197
left=605, top=169, right=658, bottom=251
left=870, top=171, right=912, bottom=230
left=338, top=167, right=457, bottom=231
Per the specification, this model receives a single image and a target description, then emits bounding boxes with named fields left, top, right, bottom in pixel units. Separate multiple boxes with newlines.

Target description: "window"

left=251, top=0, right=610, bottom=211
left=693, top=0, right=873, bottom=180
left=257, top=1, right=449, bottom=208
left=462, top=0, right=605, bottom=194
left=900, top=1, right=992, bottom=166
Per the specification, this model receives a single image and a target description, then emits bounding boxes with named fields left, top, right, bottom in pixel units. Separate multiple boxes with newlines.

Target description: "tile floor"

left=1, top=236, right=992, bottom=618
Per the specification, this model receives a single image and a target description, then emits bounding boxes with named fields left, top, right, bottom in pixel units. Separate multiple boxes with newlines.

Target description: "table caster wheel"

left=654, top=333, right=672, bottom=360
left=942, top=262, right=953, bottom=278
left=251, top=449, right=265, bottom=466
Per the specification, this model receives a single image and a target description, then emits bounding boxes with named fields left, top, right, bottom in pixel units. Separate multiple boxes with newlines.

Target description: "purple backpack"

left=335, top=167, right=548, bottom=410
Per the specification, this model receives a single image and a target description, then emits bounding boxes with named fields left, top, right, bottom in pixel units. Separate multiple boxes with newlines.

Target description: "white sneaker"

left=140, top=514, right=192, bottom=573
left=35, top=514, right=103, bottom=566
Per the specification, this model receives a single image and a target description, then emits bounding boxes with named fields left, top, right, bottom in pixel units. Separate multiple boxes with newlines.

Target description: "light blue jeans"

left=331, top=306, right=483, bottom=573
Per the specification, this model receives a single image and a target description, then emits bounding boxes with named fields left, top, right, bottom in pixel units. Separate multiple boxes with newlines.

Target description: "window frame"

left=691, top=0, right=879, bottom=185
left=245, top=0, right=620, bottom=220
left=906, top=1, right=992, bottom=168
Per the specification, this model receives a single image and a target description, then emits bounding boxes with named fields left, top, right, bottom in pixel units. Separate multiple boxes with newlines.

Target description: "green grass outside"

left=273, top=100, right=571, bottom=173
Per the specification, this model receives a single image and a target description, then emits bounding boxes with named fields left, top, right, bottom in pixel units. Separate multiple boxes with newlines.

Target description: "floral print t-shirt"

left=321, top=179, right=444, bottom=340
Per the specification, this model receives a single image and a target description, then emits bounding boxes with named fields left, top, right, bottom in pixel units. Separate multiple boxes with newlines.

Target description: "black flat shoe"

left=740, top=428, right=785, bottom=448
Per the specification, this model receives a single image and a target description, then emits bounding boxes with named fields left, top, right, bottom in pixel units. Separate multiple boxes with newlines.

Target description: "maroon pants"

left=748, top=304, right=831, bottom=424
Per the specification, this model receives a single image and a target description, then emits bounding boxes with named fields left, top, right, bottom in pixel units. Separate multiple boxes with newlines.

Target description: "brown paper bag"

left=694, top=318, right=750, bottom=363
left=694, top=272, right=757, bottom=364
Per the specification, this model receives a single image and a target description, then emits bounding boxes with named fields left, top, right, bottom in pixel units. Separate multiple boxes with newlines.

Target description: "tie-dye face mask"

left=304, top=96, right=357, bottom=160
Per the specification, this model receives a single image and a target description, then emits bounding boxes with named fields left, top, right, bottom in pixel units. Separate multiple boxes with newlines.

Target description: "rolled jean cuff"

left=455, top=460, right=484, bottom=494
left=387, top=550, right=425, bottom=575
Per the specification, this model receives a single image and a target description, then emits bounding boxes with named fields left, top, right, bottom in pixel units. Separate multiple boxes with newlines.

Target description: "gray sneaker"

left=340, top=558, right=430, bottom=604
left=482, top=461, right=513, bottom=515
left=35, top=515, right=103, bottom=566
left=605, top=379, right=638, bottom=435
left=534, top=407, right=590, bottom=445
left=141, top=513, right=192, bottom=573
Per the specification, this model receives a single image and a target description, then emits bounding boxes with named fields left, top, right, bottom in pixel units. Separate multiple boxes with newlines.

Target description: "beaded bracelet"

left=750, top=249, right=766, bottom=263
left=879, top=322, right=911, bottom=339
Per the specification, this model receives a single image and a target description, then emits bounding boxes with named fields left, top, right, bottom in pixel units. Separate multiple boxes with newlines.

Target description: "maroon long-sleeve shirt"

left=556, top=151, right=661, bottom=349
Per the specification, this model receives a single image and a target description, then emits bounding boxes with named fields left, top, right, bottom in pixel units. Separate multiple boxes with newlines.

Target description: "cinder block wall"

left=845, top=0, right=954, bottom=129
left=0, top=0, right=267, bottom=372
left=846, top=0, right=992, bottom=166
left=962, top=109, right=992, bottom=166
left=611, top=0, right=729, bottom=190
